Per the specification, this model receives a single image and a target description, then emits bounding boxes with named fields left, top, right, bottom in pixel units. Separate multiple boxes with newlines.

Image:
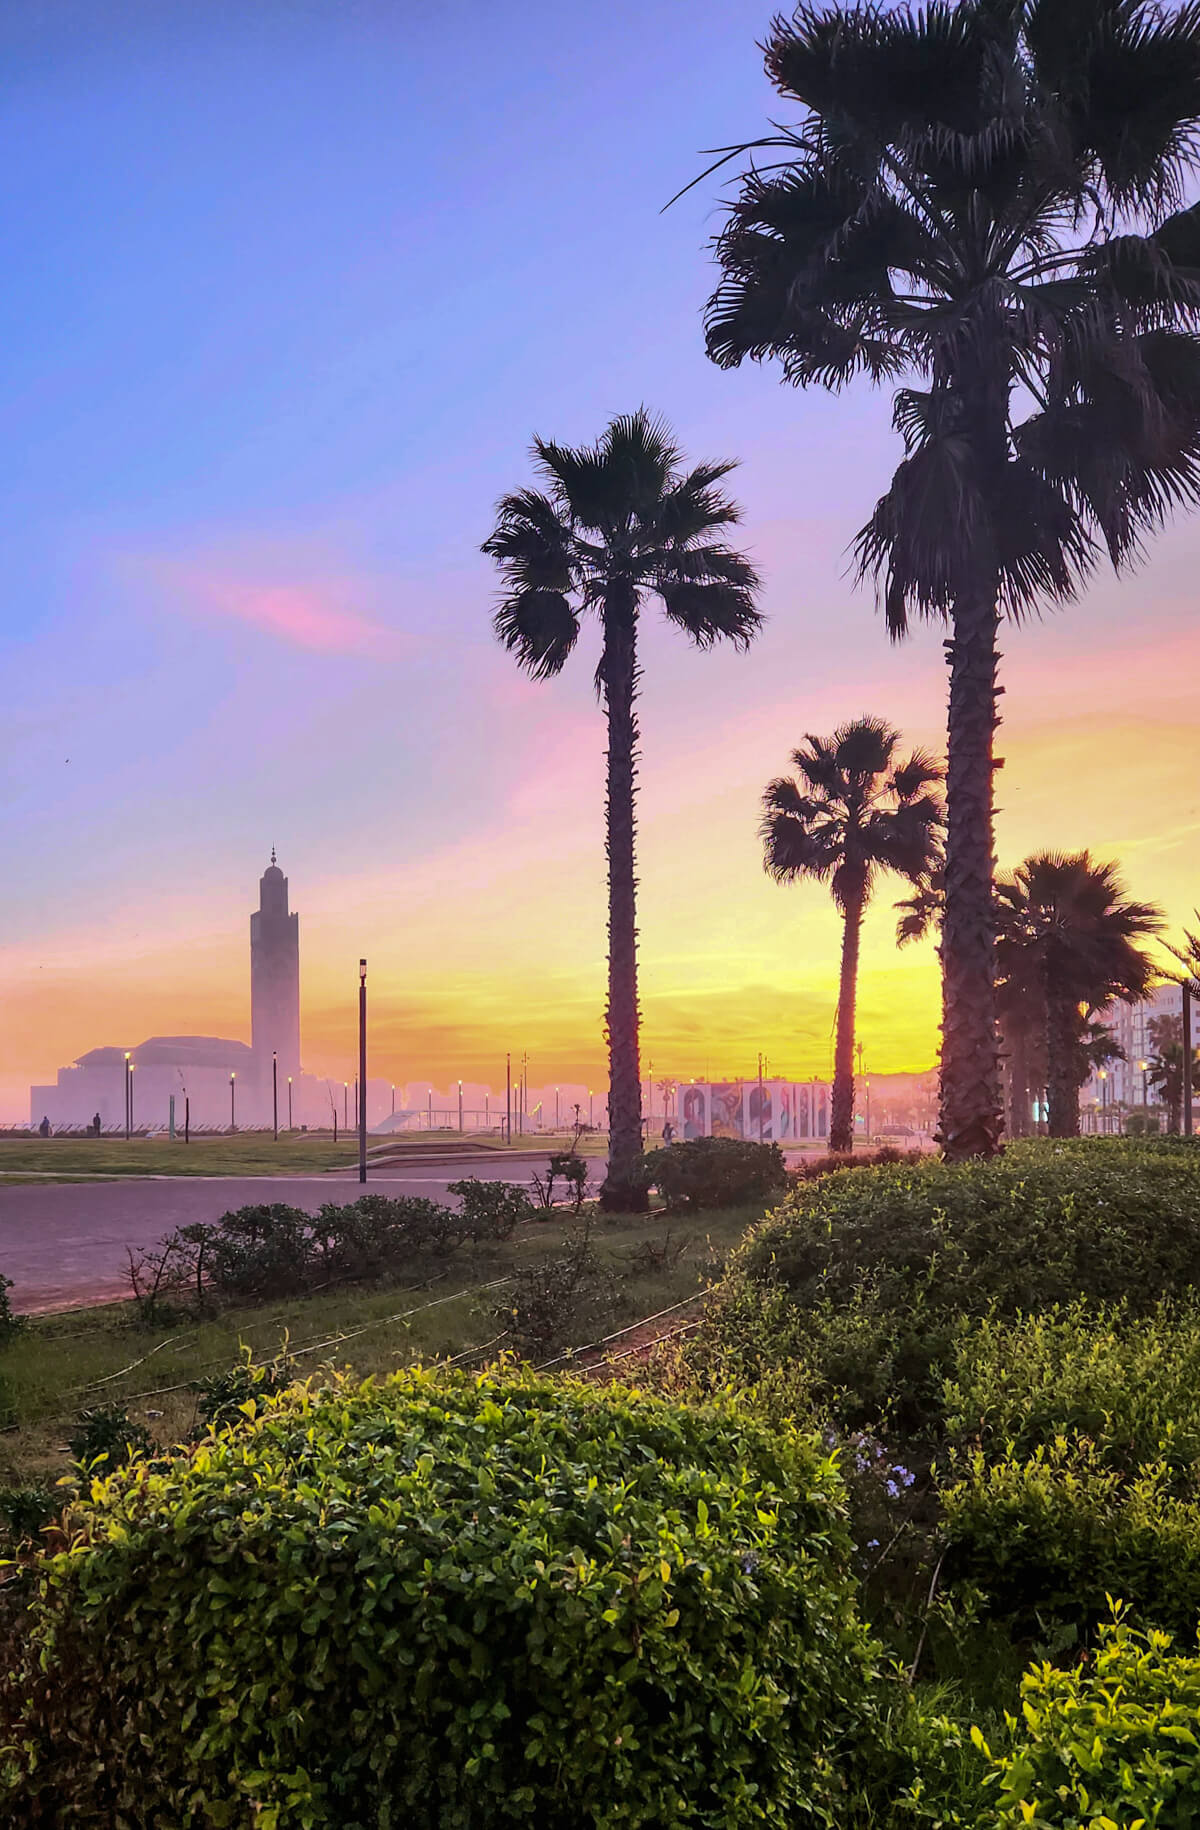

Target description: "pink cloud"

left=133, top=554, right=410, bottom=656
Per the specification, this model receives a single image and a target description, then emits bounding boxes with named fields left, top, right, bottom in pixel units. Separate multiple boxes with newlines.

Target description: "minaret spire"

left=270, top=845, right=277, bottom=866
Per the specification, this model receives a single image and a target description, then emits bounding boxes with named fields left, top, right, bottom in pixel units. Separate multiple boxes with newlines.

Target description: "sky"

left=3, top=0, right=1200, bottom=1121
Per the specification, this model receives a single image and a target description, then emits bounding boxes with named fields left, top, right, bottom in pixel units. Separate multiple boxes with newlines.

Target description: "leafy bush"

left=529, top=1152, right=589, bottom=1213
left=1, top=1367, right=880, bottom=1829
left=977, top=1610, right=1200, bottom=1827
left=644, top=1136, right=788, bottom=1211
left=204, top=1202, right=313, bottom=1297
left=193, top=1352, right=297, bottom=1430
left=447, top=1176, right=532, bottom=1240
left=0, top=1485, right=58, bottom=1544
left=942, top=1438, right=1200, bottom=1641
left=487, top=1228, right=613, bottom=1356
left=66, top=1403, right=152, bottom=1474
left=699, top=1142, right=1200, bottom=1431
left=0, top=1276, right=23, bottom=1346
left=943, top=1298, right=1200, bottom=1479
left=311, top=1194, right=456, bottom=1276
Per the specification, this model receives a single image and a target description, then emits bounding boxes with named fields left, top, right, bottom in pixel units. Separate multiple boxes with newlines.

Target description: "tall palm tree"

left=995, top=852, right=1161, bottom=1136
left=702, top=0, right=1200, bottom=1157
left=761, top=717, right=942, bottom=1150
left=483, top=410, right=761, bottom=1209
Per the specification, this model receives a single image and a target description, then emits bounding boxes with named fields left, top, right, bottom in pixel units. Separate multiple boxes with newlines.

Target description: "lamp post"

left=287, top=1076, right=293, bottom=1130
left=757, top=1051, right=765, bottom=1142
left=458, top=1079, right=463, bottom=1133
left=1098, top=1068, right=1108, bottom=1135
left=124, top=1052, right=131, bottom=1142
left=391, top=1083, right=395, bottom=1116
left=588, top=1089, right=594, bottom=1128
left=1184, top=981, right=1194, bottom=1139
left=1139, top=1059, right=1149, bottom=1118
left=230, top=1072, right=236, bottom=1132
left=359, top=958, right=367, bottom=1185
left=506, top=1052, right=512, bottom=1144
left=343, top=1082, right=348, bottom=1130
left=129, top=1063, right=135, bottom=1134
left=555, top=1086, right=560, bottom=1129
left=272, top=1051, right=278, bottom=1142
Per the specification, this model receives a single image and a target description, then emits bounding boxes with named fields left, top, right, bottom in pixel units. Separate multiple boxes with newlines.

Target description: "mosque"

left=29, top=854, right=311, bottom=1132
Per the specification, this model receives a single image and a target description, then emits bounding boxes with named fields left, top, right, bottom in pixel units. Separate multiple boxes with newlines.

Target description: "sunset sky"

left=3, top=0, right=1199, bottom=1122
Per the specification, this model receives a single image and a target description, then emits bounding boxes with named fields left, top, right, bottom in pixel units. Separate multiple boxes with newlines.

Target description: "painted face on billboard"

left=817, top=1084, right=829, bottom=1138
left=778, top=1085, right=792, bottom=1138
left=796, top=1084, right=812, bottom=1138
left=747, top=1084, right=773, bottom=1140
left=682, top=1086, right=707, bottom=1140
left=710, top=1084, right=744, bottom=1138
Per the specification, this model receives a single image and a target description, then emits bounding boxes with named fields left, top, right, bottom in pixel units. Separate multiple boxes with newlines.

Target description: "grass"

left=0, top=1130, right=596, bottom=1183
left=0, top=1199, right=764, bottom=1484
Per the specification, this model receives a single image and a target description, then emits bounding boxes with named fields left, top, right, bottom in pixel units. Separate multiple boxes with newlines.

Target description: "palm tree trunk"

left=1046, top=990, right=1081, bottom=1138
left=598, top=589, right=647, bottom=1212
left=938, top=587, right=1004, bottom=1158
left=830, top=891, right=864, bottom=1152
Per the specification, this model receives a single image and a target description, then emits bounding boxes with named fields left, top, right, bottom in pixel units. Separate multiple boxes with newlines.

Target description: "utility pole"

left=1184, top=981, right=1194, bottom=1139
left=359, top=958, right=368, bottom=1184
left=272, top=1051, right=279, bottom=1142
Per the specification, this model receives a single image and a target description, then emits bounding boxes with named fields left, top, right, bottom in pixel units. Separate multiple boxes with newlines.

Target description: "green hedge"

left=1, top=1367, right=879, bottom=1828
left=643, top=1137, right=788, bottom=1211
left=696, top=1142, right=1200, bottom=1430
left=942, top=1438, right=1200, bottom=1641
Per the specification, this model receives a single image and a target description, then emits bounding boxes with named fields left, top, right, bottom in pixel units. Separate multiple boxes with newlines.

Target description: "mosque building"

left=29, top=854, right=308, bottom=1132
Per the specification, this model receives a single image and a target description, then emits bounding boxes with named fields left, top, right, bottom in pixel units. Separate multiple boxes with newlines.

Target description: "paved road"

left=0, top=1154, right=557, bottom=1313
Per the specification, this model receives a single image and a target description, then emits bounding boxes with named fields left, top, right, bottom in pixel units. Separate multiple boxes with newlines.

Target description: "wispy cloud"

left=131, top=552, right=411, bottom=656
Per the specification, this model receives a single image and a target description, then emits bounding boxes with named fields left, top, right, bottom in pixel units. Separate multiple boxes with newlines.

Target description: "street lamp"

left=287, top=1076, right=293, bottom=1129
left=343, top=1082, right=348, bottom=1130
left=358, top=957, right=367, bottom=1186
left=458, top=1079, right=463, bottom=1132
left=230, top=1071, right=236, bottom=1131
left=391, top=1082, right=395, bottom=1116
left=555, top=1085, right=560, bottom=1129
left=124, top=1051, right=131, bottom=1142
left=1139, top=1059, right=1149, bottom=1115
left=1098, top=1068, right=1108, bottom=1135
left=588, top=1089, right=594, bottom=1128
left=272, top=1051, right=279, bottom=1142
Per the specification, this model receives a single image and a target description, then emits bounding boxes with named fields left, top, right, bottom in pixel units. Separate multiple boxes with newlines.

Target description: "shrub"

left=66, top=1403, right=152, bottom=1474
left=1, top=1367, right=880, bottom=1828
left=487, top=1228, right=613, bottom=1356
left=698, top=1142, right=1200, bottom=1431
left=644, top=1136, right=788, bottom=1211
left=193, top=1353, right=296, bottom=1430
left=0, top=1485, right=58, bottom=1544
left=0, top=1276, right=23, bottom=1346
left=941, top=1439, right=1200, bottom=1641
left=204, top=1202, right=313, bottom=1297
left=943, top=1298, right=1200, bottom=1479
left=311, top=1194, right=454, bottom=1276
left=977, top=1609, right=1200, bottom=1827
left=447, top=1176, right=532, bottom=1240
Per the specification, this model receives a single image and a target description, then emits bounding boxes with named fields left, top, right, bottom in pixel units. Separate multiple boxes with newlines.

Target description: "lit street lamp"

left=287, top=1076, right=293, bottom=1129
left=359, top=957, right=367, bottom=1186
left=1098, top=1068, right=1108, bottom=1135
left=458, top=1079, right=464, bottom=1132
left=1139, top=1059, right=1149, bottom=1114
left=124, top=1051, right=131, bottom=1142
left=272, top=1051, right=278, bottom=1142
left=230, top=1071, right=236, bottom=1131
left=343, top=1082, right=348, bottom=1130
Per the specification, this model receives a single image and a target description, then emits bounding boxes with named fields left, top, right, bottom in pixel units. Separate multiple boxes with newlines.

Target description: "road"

left=0, top=1153, right=556, bottom=1313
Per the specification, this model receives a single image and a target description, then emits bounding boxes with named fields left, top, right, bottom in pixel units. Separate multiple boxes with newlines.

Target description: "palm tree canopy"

left=482, top=409, right=762, bottom=679
left=762, top=715, right=943, bottom=910
left=703, top=0, right=1200, bottom=634
left=995, top=849, right=1163, bottom=1006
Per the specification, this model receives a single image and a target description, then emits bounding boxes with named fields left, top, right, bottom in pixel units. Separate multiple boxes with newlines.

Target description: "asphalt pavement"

left=0, top=1153, right=555, bottom=1313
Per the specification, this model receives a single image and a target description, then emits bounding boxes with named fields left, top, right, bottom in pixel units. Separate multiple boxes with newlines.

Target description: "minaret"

left=250, top=849, right=300, bottom=1081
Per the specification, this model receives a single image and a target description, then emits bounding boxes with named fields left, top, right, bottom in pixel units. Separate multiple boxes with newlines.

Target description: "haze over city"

left=3, top=0, right=1198, bottom=1122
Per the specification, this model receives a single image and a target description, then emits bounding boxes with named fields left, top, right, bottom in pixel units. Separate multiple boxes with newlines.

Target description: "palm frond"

left=658, top=581, right=762, bottom=649
left=492, top=590, right=580, bottom=680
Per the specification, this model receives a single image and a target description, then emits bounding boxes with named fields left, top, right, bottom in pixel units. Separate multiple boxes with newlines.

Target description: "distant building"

left=30, top=854, right=304, bottom=1131
left=1082, top=982, right=1194, bottom=1111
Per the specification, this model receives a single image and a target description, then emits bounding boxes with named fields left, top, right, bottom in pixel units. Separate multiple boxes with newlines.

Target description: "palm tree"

left=702, top=0, right=1200, bottom=1157
left=1146, top=1014, right=1200, bottom=1133
left=483, top=410, right=761, bottom=1209
left=761, top=717, right=942, bottom=1151
left=995, top=852, right=1161, bottom=1136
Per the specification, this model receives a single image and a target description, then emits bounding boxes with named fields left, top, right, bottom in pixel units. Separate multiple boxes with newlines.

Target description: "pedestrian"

left=661, top=1119, right=675, bottom=1145
left=38, top=1115, right=51, bottom=1138
left=92, top=1112, right=102, bottom=1136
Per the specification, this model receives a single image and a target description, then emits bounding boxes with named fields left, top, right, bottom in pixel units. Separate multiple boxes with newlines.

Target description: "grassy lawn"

left=0, top=1200, right=763, bottom=1484
left=0, top=1130, right=594, bottom=1183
